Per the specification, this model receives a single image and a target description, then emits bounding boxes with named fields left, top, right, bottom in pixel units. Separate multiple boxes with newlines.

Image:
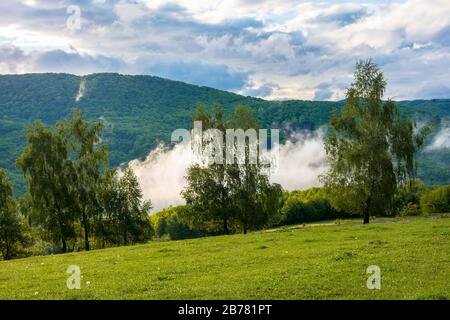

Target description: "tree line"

left=1, top=113, right=151, bottom=259
left=151, top=178, right=450, bottom=241
left=2, top=60, right=447, bottom=260
left=182, top=105, right=284, bottom=235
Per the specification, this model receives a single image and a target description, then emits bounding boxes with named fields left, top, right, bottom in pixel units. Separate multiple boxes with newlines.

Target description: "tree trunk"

left=363, top=179, right=375, bottom=224
left=363, top=195, right=371, bottom=224
left=55, top=204, right=67, bottom=253
left=5, top=246, right=10, bottom=260
left=363, top=206, right=370, bottom=224
left=84, top=226, right=90, bottom=251
left=243, top=225, right=248, bottom=234
left=62, top=237, right=67, bottom=253
left=223, top=219, right=229, bottom=235
left=82, top=209, right=90, bottom=251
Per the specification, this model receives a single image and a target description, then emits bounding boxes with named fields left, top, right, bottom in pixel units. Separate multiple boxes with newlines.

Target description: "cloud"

left=0, top=45, right=248, bottom=90
left=271, top=131, right=328, bottom=190
left=0, top=44, right=123, bottom=74
left=34, top=49, right=124, bottom=74
left=1, top=0, right=450, bottom=100
left=418, top=85, right=450, bottom=100
left=127, top=130, right=327, bottom=212
left=0, top=44, right=29, bottom=73
left=426, top=122, right=450, bottom=152
left=127, top=143, right=194, bottom=212
left=313, top=83, right=334, bottom=101
left=240, top=82, right=280, bottom=98
left=314, top=4, right=368, bottom=26
left=137, top=58, right=249, bottom=91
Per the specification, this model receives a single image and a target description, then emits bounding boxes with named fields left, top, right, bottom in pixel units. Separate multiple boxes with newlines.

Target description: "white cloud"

left=127, top=131, right=328, bottom=212
left=271, top=131, right=328, bottom=190
left=1, top=0, right=450, bottom=100
left=426, top=122, right=450, bottom=152
left=128, top=143, right=194, bottom=212
left=114, top=0, right=149, bottom=24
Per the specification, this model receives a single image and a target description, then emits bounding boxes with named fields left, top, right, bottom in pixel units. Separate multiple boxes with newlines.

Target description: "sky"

left=1, top=0, right=450, bottom=100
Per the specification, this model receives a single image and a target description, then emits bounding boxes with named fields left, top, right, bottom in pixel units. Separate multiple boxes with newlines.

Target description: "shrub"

left=150, top=206, right=212, bottom=240
left=399, top=203, right=422, bottom=216
left=391, top=179, right=427, bottom=216
left=420, top=185, right=450, bottom=214
left=280, top=188, right=351, bottom=225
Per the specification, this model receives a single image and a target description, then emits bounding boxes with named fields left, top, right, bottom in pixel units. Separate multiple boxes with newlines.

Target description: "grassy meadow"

left=0, top=216, right=449, bottom=300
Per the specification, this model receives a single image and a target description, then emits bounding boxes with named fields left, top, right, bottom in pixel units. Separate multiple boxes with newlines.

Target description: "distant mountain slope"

left=0, top=73, right=449, bottom=193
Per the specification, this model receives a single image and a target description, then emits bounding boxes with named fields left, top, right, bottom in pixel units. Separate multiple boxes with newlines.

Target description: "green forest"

left=0, top=72, right=449, bottom=195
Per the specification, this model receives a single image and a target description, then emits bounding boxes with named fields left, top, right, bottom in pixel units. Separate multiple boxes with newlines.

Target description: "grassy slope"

left=0, top=217, right=449, bottom=300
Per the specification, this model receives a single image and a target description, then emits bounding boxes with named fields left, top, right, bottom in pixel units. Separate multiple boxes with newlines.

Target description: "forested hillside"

left=0, top=73, right=449, bottom=193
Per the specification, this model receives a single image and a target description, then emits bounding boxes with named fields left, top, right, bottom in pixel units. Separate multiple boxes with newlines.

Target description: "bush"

left=280, top=188, right=351, bottom=225
left=399, top=203, right=422, bottom=216
left=420, top=185, right=450, bottom=214
left=391, top=179, right=427, bottom=216
left=150, top=206, right=212, bottom=240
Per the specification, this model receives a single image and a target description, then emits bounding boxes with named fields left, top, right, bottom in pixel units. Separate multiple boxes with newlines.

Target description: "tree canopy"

left=16, top=113, right=152, bottom=252
left=183, top=105, right=284, bottom=234
left=321, top=60, right=428, bottom=223
left=0, top=169, right=25, bottom=260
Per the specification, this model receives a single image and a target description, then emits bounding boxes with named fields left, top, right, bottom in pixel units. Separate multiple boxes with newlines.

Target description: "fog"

left=128, top=131, right=328, bottom=212
left=270, top=131, right=328, bottom=190
left=127, top=143, right=195, bottom=211
left=425, top=122, right=450, bottom=152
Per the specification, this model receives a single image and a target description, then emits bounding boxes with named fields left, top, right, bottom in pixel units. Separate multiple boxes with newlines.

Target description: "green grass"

left=0, top=216, right=449, bottom=300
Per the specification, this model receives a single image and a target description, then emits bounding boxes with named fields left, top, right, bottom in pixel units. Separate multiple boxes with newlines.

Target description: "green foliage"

left=0, top=73, right=448, bottom=195
left=420, top=185, right=450, bottom=214
left=99, top=168, right=152, bottom=246
left=16, top=113, right=152, bottom=254
left=183, top=164, right=234, bottom=233
left=0, top=169, right=29, bottom=260
left=182, top=105, right=284, bottom=234
left=182, top=105, right=235, bottom=234
left=399, top=203, right=422, bottom=216
left=322, top=60, right=426, bottom=223
left=150, top=206, right=212, bottom=240
left=68, top=112, right=109, bottom=251
left=280, top=188, right=352, bottom=225
left=226, top=164, right=284, bottom=234
left=392, top=179, right=428, bottom=216
left=16, top=119, right=77, bottom=252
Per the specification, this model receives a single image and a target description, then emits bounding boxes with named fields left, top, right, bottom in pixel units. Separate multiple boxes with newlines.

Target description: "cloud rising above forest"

left=127, top=131, right=328, bottom=212
left=426, top=122, right=450, bottom=151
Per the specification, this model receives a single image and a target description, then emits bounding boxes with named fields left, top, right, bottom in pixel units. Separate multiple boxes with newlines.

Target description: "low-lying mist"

left=127, top=131, right=328, bottom=212
left=425, top=121, right=450, bottom=152
left=126, top=121, right=450, bottom=212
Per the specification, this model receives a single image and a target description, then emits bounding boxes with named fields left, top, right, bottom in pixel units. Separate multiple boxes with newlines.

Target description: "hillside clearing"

left=0, top=216, right=449, bottom=300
